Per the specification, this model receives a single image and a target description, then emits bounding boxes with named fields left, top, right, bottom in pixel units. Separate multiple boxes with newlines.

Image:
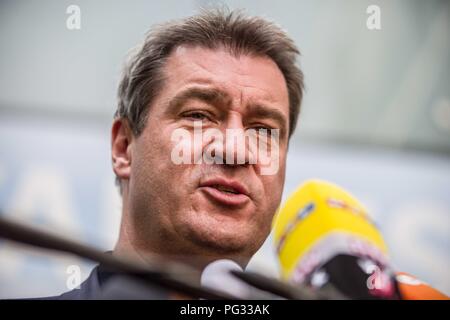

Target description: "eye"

left=251, top=124, right=275, bottom=132
left=249, top=126, right=278, bottom=142
left=182, top=111, right=211, bottom=121
left=253, top=125, right=271, bottom=131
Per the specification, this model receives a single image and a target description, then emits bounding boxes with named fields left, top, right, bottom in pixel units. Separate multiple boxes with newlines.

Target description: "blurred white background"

left=0, top=0, right=449, bottom=298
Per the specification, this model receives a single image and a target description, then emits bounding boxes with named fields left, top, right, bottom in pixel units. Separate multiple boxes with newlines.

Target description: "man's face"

left=127, top=46, right=290, bottom=263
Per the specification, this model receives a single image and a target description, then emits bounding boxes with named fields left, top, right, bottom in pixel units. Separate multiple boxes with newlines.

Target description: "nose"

left=209, top=114, right=255, bottom=166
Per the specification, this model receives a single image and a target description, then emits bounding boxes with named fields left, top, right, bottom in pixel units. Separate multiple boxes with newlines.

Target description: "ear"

left=111, top=118, right=133, bottom=181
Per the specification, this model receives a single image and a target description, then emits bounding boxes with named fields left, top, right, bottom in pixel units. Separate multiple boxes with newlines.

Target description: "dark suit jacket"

left=43, top=265, right=169, bottom=300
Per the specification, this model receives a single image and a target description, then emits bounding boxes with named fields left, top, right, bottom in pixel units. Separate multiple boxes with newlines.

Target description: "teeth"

left=215, top=185, right=238, bottom=194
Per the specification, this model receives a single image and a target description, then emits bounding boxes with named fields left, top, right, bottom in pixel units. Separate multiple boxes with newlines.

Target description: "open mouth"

left=199, top=178, right=250, bottom=207
left=213, top=185, right=240, bottom=194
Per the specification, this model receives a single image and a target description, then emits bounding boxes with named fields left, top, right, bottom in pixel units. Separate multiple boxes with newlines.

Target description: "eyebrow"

left=166, top=86, right=288, bottom=137
left=166, top=87, right=232, bottom=114
left=246, top=104, right=288, bottom=138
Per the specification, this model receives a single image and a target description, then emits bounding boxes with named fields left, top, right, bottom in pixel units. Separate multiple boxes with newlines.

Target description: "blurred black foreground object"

left=0, top=214, right=345, bottom=300
left=0, top=215, right=236, bottom=300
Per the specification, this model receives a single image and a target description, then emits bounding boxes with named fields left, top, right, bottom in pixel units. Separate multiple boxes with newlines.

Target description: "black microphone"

left=200, top=258, right=345, bottom=299
left=230, top=269, right=346, bottom=300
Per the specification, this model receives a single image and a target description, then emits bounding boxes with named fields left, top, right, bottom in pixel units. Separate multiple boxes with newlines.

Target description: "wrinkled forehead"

left=163, top=45, right=290, bottom=113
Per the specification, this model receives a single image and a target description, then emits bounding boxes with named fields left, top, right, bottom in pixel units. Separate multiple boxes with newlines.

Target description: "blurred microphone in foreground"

left=272, top=179, right=448, bottom=300
left=200, top=259, right=344, bottom=299
left=0, top=214, right=237, bottom=300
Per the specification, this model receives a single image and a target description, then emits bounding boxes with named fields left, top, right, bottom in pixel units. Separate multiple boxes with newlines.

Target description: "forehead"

left=162, top=45, right=289, bottom=113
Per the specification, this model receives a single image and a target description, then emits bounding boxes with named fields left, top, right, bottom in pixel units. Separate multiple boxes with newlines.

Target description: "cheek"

left=262, top=152, right=286, bottom=190
left=133, top=125, right=201, bottom=199
left=256, top=173, right=285, bottom=217
left=130, top=126, right=176, bottom=192
left=139, top=124, right=182, bottom=167
left=129, top=132, right=192, bottom=220
left=260, top=167, right=285, bottom=213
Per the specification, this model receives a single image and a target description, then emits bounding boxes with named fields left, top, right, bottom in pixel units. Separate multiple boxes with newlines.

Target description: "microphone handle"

left=231, top=270, right=347, bottom=300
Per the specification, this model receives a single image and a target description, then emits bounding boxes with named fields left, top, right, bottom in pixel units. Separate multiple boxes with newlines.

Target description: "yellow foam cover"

left=272, top=179, right=388, bottom=279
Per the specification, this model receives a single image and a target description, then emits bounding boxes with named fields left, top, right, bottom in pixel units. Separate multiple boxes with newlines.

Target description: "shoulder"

left=38, top=266, right=101, bottom=300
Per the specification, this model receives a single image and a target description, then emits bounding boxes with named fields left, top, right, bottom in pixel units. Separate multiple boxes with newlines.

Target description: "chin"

left=173, top=203, right=268, bottom=259
left=181, top=219, right=257, bottom=257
